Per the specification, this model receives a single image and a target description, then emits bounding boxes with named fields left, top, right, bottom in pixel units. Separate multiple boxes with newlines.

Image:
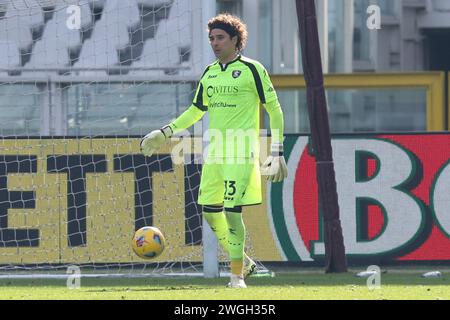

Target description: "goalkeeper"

left=141, top=14, right=287, bottom=288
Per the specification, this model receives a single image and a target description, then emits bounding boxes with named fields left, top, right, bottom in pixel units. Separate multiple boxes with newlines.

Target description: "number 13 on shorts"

left=224, top=180, right=237, bottom=200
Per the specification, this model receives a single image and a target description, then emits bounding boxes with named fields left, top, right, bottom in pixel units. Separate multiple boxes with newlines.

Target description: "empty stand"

left=134, top=0, right=191, bottom=70
left=24, top=3, right=91, bottom=69
left=74, top=0, right=140, bottom=70
left=0, top=0, right=43, bottom=52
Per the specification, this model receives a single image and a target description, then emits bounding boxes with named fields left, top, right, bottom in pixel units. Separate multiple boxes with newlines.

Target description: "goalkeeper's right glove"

left=140, top=125, right=173, bottom=157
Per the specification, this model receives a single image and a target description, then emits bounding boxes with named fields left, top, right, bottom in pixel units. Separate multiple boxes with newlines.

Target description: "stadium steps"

left=0, top=0, right=44, bottom=73
left=118, top=3, right=171, bottom=68
left=131, top=0, right=192, bottom=75
left=23, top=3, right=92, bottom=72
left=0, top=0, right=191, bottom=76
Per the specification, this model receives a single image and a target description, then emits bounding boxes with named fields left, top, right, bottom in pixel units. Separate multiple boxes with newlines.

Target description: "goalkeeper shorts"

left=197, top=159, right=262, bottom=208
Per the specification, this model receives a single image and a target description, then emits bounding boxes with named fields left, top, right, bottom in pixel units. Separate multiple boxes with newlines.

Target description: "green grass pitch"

left=1, top=268, right=450, bottom=300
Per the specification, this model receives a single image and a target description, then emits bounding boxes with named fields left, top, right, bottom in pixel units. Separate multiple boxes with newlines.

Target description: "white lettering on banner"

left=313, top=139, right=424, bottom=255
left=431, top=160, right=450, bottom=238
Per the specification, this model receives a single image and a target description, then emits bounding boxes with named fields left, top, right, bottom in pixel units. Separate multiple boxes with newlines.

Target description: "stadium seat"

left=4, top=0, right=44, bottom=28
left=25, top=4, right=86, bottom=69
left=133, top=0, right=191, bottom=71
left=78, top=1, right=94, bottom=29
left=0, top=0, right=44, bottom=50
left=74, top=0, right=140, bottom=70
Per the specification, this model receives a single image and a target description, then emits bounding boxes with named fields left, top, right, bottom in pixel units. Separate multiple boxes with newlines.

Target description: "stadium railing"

left=271, top=72, right=446, bottom=131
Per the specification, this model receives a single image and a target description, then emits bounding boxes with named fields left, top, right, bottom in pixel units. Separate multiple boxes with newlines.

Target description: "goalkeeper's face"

left=209, top=29, right=238, bottom=62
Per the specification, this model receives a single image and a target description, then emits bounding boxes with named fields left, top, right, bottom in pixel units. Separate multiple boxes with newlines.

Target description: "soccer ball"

left=131, top=226, right=166, bottom=259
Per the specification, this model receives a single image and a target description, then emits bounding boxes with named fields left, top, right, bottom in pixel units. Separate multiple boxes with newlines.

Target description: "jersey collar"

left=219, top=54, right=242, bottom=71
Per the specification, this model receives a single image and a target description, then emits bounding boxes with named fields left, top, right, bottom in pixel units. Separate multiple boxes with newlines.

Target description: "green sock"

left=203, top=211, right=229, bottom=251
left=225, top=211, right=246, bottom=263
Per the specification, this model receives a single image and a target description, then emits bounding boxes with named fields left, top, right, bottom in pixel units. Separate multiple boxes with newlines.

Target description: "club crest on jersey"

left=232, top=70, right=241, bottom=78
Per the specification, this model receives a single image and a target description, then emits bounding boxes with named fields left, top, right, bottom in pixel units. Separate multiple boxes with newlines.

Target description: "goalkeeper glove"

left=140, top=125, right=173, bottom=157
left=261, top=143, right=288, bottom=183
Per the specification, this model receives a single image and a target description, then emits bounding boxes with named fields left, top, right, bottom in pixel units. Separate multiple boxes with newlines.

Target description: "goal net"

left=0, top=0, right=269, bottom=279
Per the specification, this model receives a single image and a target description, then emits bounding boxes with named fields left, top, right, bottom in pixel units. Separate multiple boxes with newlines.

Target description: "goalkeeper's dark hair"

left=208, top=14, right=248, bottom=52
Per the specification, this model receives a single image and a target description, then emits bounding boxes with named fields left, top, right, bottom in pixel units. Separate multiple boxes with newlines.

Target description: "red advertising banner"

left=269, top=134, right=450, bottom=264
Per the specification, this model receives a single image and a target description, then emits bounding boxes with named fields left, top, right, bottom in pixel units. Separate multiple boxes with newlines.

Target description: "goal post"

left=0, top=0, right=270, bottom=279
left=295, top=0, right=347, bottom=273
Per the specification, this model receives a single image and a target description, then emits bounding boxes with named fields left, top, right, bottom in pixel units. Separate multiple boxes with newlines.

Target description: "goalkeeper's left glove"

left=140, top=125, right=173, bottom=157
left=261, top=143, right=288, bottom=183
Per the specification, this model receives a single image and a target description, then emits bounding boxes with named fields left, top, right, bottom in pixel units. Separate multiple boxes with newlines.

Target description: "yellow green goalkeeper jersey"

left=192, top=55, right=278, bottom=159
